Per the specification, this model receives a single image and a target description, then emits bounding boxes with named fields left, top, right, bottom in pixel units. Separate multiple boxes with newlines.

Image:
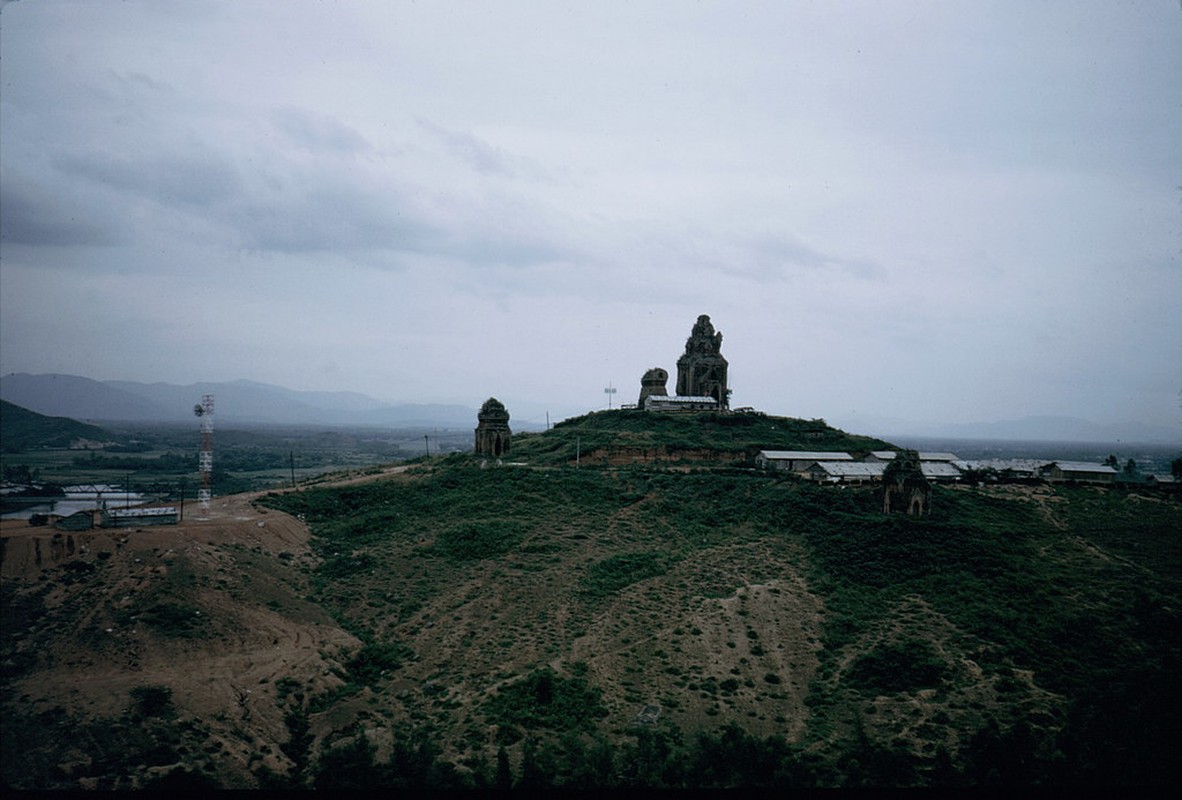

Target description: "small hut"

left=55, top=511, right=95, bottom=531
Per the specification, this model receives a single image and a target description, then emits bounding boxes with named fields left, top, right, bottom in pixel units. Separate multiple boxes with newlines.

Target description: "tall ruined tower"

left=675, top=314, right=729, bottom=408
left=474, top=397, right=512, bottom=457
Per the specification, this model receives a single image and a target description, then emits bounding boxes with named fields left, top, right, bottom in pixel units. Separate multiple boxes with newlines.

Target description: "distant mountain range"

left=0, top=373, right=480, bottom=429
left=830, top=411, right=1181, bottom=445
left=4, top=373, right=1176, bottom=443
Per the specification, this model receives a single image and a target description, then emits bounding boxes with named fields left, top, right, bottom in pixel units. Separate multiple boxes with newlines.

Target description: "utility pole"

left=423, top=434, right=430, bottom=458
left=289, top=451, right=296, bottom=489
left=604, top=382, right=617, bottom=409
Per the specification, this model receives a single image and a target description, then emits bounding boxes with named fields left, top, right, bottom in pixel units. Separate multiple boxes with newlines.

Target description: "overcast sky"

left=1, top=1, right=1179, bottom=429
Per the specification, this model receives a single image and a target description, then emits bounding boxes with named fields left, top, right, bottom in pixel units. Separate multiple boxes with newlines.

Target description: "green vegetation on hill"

left=0, top=399, right=111, bottom=451
left=4, top=411, right=1178, bottom=789
left=509, top=409, right=889, bottom=464
left=252, top=412, right=1181, bottom=789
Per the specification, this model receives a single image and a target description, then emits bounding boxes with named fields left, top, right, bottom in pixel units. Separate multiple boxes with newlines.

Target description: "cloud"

left=58, top=148, right=243, bottom=209
left=213, top=143, right=570, bottom=261
left=418, top=118, right=517, bottom=176
left=271, top=107, right=371, bottom=154
left=228, top=173, right=431, bottom=255
left=416, top=118, right=553, bottom=183
left=729, top=235, right=887, bottom=283
left=0, top=1, right=1178, bottom=428
left=0, top=167, right=124, bottom=247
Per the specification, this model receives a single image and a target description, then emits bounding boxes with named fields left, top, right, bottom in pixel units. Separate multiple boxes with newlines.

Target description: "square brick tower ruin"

left=675, top=314, right=729, bottom=409
left=474, top=397, right=512, bottom=457
left=637, top=367, right=670, bottom=408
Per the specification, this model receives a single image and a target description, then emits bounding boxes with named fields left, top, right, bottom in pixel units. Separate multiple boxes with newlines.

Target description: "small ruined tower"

left=475, top=397, right=512, bottom=457
left=637, top=367, right=669, bottom=408
left=882, top=450, right=932, bottom=517
left=675, top=314, right=729, bottom=408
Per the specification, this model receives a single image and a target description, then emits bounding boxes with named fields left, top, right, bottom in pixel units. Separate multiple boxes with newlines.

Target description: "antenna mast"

left=194, top=394, right=214, bottom=514
left=604, top=382, right=617, bottom=409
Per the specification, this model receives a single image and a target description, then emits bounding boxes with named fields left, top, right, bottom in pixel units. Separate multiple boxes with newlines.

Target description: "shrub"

left=139, top=602, right=205, bottom=638
left=484, top=668, right=607, bottom=732
left=846, top=641, right=948, bottom=695
left=319, top=552, right=377, bottom=579
left=58, top=560, right=97, bottom=585
left=347, top=641, right=414, bottom=685
left=129, top=685, right=175, bottom=718
left=275, top=676, right=302, bottom=703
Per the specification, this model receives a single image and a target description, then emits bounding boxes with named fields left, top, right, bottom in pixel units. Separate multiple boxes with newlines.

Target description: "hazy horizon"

left=2, top=2, right=1179, bottom=430
left=3, top=370, right=1179, bottom=448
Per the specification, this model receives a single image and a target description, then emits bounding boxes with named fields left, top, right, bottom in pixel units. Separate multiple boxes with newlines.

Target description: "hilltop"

left=509, top=409, right=889, bottom=466
left=1, top=412, right=1179, bottom=789
left=0, top=400, right=114, bottom=452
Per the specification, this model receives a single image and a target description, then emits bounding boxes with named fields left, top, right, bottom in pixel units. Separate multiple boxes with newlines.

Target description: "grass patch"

left=582, top=551, right=668, bottom=597
left=434, top=521, right=525, bottom=561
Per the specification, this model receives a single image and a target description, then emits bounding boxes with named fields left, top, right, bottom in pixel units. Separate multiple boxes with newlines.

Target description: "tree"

left=1171, top=458, right=1182, bottom=481
left=517, top=737, right=557, bottom=789
left=1124, top=459, right=1137, bottom=476
left=280, top=710, right=313, bottom=785
left=3, top=464, right=33, bottom=483
left=495, top=746, right=512, bottom=790
left=311, top=732, right=379, bottom=790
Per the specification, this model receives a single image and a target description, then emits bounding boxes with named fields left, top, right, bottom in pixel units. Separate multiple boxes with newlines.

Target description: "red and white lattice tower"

left=194, top=394, right=214, bottom=513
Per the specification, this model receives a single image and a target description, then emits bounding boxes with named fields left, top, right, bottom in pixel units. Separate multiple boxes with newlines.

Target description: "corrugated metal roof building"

left=644, top=395, right=719, bottom=412
left=920, top=462, right=963, bottom=482
left=952, top=459, right=1046, bottom=478
left=757, top=450, right=854, bottom=472
left=1041, top=462, right=1117, bottom=483
left=805, top=461, right=887, bottom=483
left=100, top=507, right=179, bottom=528
left=868, top=451, right=960, bottom=463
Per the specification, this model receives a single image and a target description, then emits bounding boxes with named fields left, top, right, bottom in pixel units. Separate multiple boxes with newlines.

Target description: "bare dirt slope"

left=0, top=470, right=404, bottom=788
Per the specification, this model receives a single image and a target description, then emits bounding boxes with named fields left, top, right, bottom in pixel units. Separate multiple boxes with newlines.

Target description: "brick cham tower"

left=474, top=397, right=512, bottom=457
left=638, top=314, right=730, bottom=411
